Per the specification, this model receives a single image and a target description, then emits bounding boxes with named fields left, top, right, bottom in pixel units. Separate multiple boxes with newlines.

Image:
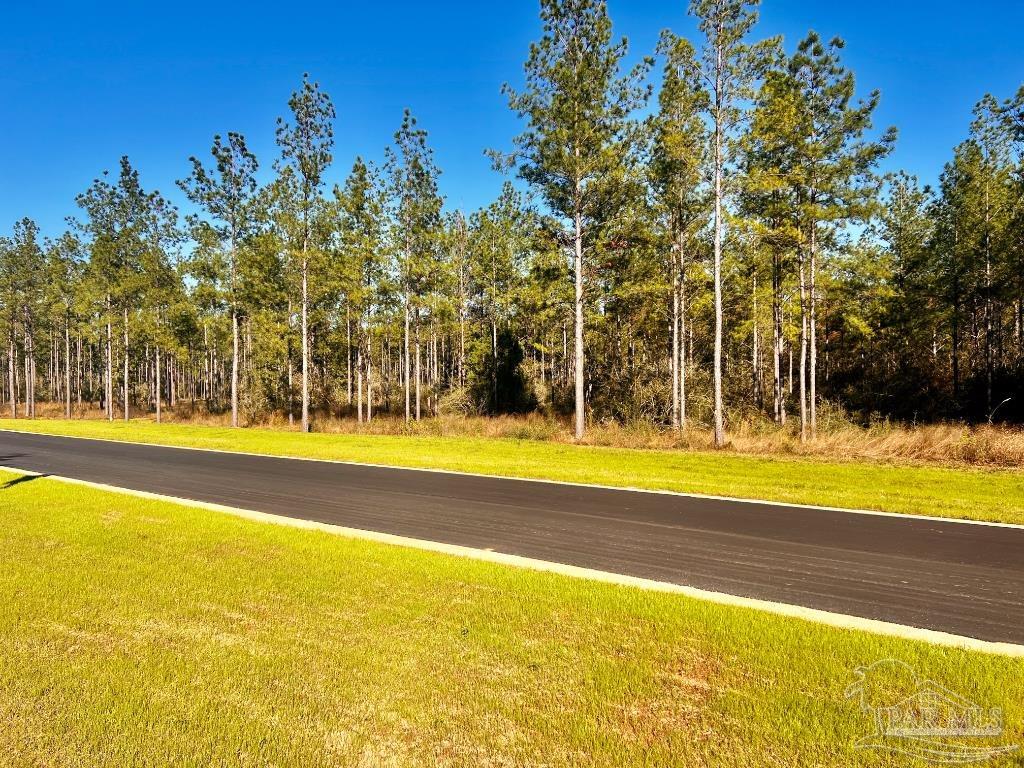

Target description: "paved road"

left=1, top=429, right=1023, bottom=644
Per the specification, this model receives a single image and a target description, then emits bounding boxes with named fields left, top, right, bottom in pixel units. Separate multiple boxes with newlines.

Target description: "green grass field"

left=2, top=418, right=1023, bottom=525
left=1, top=469, right=1021, bottom=766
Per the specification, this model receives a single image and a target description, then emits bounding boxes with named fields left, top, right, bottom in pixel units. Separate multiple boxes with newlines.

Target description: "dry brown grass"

left=20, top=400, right=1024, bottom=469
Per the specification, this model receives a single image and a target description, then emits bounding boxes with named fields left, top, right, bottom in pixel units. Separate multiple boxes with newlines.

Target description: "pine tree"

left=929, top=96, right=1015, bottom=420
left=178, top=132, right=259, bottom=428
left=386, top=109, right=443, bottom=423
left=501, top=0, right=648, bottom=439
left=444, top=211, right=472, bottom=390
left=469, top=183, right=532, bottom=412
left=0, top=234, right=17, bottom=417
left=44, top=233, right=85, bottom=418
left=878, top=173, right=936, bottom=396
left=968, top=96, right=1014, bottom=417
left=275, top=74, right=335, bottom=433
left=688, top=0, right=775, bottom=447
left=651, top=31, right=708, bottom=431
left=76, top=158, right=154, bottom=421
left=334, top=157, right=387, bottom=422
left=742, top=62, right=802, bottom=427
left=4, top=220, right=46, bottom=417
left=140, top=190, right=181, bottom=423
left=789, top=32, right=895, bottom=438
left=1002, top=88, right=1024, bottom=366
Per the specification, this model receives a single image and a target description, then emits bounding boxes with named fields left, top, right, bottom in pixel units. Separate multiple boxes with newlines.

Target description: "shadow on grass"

left=2, top=474, right=47, bottom=489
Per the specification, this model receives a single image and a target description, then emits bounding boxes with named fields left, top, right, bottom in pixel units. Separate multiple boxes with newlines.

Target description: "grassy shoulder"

left=2, top=417, right=1024, bottom=525
left=1, top=469, right=1021, bottom=766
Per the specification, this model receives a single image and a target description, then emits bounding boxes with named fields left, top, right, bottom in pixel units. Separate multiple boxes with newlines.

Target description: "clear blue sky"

left=3, top=0, right=1022, bottom=238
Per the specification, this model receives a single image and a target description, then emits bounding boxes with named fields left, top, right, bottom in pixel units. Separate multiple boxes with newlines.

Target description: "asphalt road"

left=2, top=429, right=1023, bottom=644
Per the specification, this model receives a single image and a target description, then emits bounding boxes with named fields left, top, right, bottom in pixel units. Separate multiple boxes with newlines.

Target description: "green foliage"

left=178, top=132, right=260, bottom=317
left=468, top=327, right=537, bottom=413
left=500, top=0, right=649, bottom=228
left=1, top=7, right=1021, bottom=432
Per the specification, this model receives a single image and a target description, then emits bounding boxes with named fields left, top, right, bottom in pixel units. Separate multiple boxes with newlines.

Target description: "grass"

left=1, top=469, right=1022, bottom=766
left=2, top=416, right=1024, bottom=525
left=36, top=401, right=1024, bottom=468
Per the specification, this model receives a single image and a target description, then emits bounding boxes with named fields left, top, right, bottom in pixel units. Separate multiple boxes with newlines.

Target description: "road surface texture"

left=1, top=429, right=1022, bottom=644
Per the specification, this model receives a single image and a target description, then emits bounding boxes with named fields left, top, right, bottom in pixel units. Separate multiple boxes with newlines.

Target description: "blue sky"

left=3, top=0, right=1022, bottom=238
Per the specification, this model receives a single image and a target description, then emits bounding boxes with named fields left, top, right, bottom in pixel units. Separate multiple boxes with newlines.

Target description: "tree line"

left=2, top=0, right=1022, bottom=441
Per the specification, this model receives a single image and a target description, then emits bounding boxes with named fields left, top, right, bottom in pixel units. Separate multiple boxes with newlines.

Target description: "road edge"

left=2, top=425, right=1023, bottom=530
left=3, top=464, right=1022, bottom=658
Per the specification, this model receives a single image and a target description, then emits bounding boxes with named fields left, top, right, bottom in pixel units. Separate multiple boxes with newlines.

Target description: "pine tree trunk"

left=357, top=346, right=363, bottom=423
left=76, top=334, right=82, bottom=410
left=90, top=341, right=96, bottom=406
left=429, top=328, right=436, bottom=416
left=231, top=309, right=239, bottom=428
left=24, top=342, right=30, bottom=419
left=123, top=307, right=129, bottom=421
left=798, top=255, right=808, bottom=442
left=346, top=307, right=353, bottom=408
left=712, top=57, right=726, bottom=448
left=787, top=335, right=793, bottom=397
left=106, top=313, right=114, bottom=420
left=491, top=315, right=498, bottom=408
left=671, top=243, right=680, bottom=431
left=155, top=346, right=162, bottom=423
left=404, top=295, right=411, bottom=423
left=752, top=274, right=761, bottom=408
left=64, top=320, right=71, bottom=418
left=13, top=339, right=20, bottom=417
left=984, top=180, right=993, bottom=415
left=808, top=224, right=818, bottom=438
left=573, top=207, right=585, bottom=440
left=951, top=303, right=960, bottom=407
left=985, top=246, right=993, bottom=416
left=712, top=128, right=729, bottom=444
left=8, top=334, right=16, bottom=418
left=301, top=251, right=309, bottom=433
left=415, top=321, right=421, bottom=421
left=49, top=333, right=55, bottom=403
left=31, top=332, right=36, bottom=418
left=772, top=251, right=785, bottom=425
left=562, top=321, right=567, bottom=386
left=680, top=259, right=687, bottom=431
left=26, top=324, right=35, bottom=419
left=202, top=322, right=209, bottom=404
left=459, top=296, right=467, bottom=389
left=367, top=352, right=373, bottom=423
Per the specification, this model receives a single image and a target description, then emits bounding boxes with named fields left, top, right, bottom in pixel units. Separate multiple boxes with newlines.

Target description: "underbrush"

left=17, top=400, right=1024, bottom=468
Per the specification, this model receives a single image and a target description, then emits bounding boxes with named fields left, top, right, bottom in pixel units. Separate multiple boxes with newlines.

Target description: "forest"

left=2, top=0, right=1023, bottom=444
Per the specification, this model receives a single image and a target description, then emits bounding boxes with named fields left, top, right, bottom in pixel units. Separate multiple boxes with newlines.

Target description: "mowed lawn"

left=1, top=470, right=1022, bottom=766
left=2, top=418, right=1024, bottom=524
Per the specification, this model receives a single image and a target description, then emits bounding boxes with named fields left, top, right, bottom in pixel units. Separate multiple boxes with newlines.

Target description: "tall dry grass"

left=17, top=400, right=1024, bottom=469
